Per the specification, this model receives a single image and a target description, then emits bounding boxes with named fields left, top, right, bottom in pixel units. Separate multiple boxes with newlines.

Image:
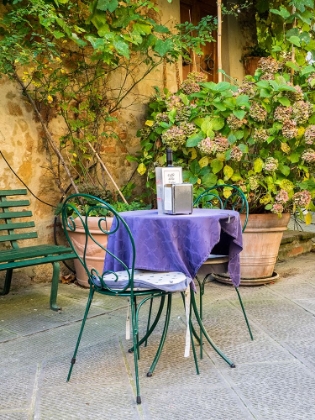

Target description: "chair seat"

left=92, top=270, right=189, bottom=292
left=203, top=254, right=229, bottom=264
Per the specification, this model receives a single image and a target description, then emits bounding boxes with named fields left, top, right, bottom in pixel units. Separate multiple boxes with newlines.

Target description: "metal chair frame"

left=62, top=193, right=191, bottom=404
left=194, top=184, right=253, bottom=358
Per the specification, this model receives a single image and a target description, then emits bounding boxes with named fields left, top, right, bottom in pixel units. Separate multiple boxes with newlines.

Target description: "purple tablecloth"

left=104, top=209, right=243, bottom=287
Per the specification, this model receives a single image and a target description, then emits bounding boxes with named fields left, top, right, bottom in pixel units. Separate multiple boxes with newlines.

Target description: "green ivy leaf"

left=256, top=80, right=270, bottom=89
left=279, top=164, right=290, bottom=176
left=235, top=95, right=249, bottom=108
left=133, top=22, right=152, bottom=35
left=289, top=152, right=301, bottom=163
left=277, top=96, right=291, bottom=106
left=201, top=173, right=218, bottom=187
left=113, top=39, right=130, bottom=58
left=233, top=110, right=246, bottom=120
left=288, top=36, right=301, bottom=47
left=179, top=93, right=189, bottom=106
left=235, top=130, right=245, bottom=140
left=154, top=38, right=174, bottom=56
left=97, top=0, right=119, bottom=12
left=211, top=116, right=225, bottom=131
left=270, top=6, right=291, bottom=19
left=186, top=131, right=204, bottom=147
left=211, top=159, right=224, bottom=174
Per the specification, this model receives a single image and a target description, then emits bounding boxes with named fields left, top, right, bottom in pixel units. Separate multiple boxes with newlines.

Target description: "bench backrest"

left=0, top=189, right=37, bottom=250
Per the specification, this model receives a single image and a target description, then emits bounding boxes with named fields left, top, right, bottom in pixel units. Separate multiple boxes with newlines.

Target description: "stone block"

left=278, top=230, right=315, bottom=260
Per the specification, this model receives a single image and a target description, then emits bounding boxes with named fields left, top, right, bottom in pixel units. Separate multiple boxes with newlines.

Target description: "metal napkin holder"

left=163, top=183, right=193, bottom=215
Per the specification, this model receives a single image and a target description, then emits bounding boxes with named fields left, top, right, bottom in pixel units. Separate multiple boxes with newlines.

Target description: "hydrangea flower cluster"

left=253, top=128, right=269, bottom=142
left=305, top=125, right=315, bottom=144
left=293, top=190, right=311, bottom=207
left=249, top=102, right=267, bottom=122
left=302, top=149, right=315, bottom=163
left=227, top=115, right=247, bottom=130
left=197, top=136, right=229, bottom=155
left=161, top=126, right=186, bottom=150
left=263, top=157, right=278, bottom=172
left=136, top=61, right=315, bottom=219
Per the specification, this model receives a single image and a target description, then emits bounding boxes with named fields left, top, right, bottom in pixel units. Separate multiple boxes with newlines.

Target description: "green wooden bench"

left=0, top=189, right=77, bottom=310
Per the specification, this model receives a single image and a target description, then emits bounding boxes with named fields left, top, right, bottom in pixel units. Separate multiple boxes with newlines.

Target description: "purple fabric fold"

left=104, top=209, right=243, bottom=288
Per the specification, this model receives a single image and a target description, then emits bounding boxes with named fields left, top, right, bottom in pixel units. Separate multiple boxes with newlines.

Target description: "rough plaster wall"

left=0, top=77, right=64, bottom=287
left=222, top=15, right=245, bottom=82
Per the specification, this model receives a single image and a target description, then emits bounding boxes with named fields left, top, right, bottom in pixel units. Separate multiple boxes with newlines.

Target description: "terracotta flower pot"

left=67, top=216, right=113, bottom=288
left=215, top=213, right=291, bottom=286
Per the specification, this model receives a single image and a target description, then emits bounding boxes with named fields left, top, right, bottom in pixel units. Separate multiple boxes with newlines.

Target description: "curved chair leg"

left=190, top=291, right=235, bottom=368
left=130, top=294, right=142, bottom=404
left=128, top=295, right=166, bottom=353
left=195, top=274, right=210, bottom=359
left=235, top=287, right=253, bottom=340
left=67, top=287, right=95, bottom=381
left=147, top=294, right=172, bottom=377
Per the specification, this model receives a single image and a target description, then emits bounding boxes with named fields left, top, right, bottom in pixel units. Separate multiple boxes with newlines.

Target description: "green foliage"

left=256, top=0, right=315, bottom=64
left=0, top=0, right=215, bottom=196
left=132, top=60, right=315, bottom=220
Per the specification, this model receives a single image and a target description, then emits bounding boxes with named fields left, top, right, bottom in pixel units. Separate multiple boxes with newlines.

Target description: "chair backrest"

left=194, top=184, right=249, bottom=232
left=0, top=189, right=37, bottom=250
left=61, top=193, right=136, bottom=293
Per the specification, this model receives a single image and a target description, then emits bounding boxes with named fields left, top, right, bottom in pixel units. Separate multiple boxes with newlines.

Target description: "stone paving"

left=1, top=251, right=315, bottom=419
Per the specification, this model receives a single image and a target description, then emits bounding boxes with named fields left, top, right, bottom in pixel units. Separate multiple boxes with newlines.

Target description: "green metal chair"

left=61, top=193, right=190, bottom=405
left=194, top=184, right=253, bottom=357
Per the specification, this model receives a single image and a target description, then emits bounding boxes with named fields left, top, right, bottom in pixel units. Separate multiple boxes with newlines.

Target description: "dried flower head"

left=249, top=102, right=267, bottom=122
left=293, top=190, right=311, bottom=207
left=282, top=119, right=298, bottom=139
left=305, top=125, right=315, bottom=145
left=263, top=157, right=278, bottom=172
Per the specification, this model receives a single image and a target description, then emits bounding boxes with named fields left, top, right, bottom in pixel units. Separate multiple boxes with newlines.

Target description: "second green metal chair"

left=193, top=184, right=253, bottom=357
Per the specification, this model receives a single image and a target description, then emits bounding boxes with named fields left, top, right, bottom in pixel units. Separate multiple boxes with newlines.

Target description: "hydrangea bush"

left=134, top=59, right=315, bottom=221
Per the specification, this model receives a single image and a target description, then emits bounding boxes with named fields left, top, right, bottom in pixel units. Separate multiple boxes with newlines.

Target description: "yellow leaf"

left=137, top=163, right=147, bottom=175
left=253, top=158, right=263, bottom=173
left=47, top=95, right=53, bottom=103
left=223, top=165, right=234, bottom=180
left=189, top=148, right=197, bottom=159
left=231, top=173, right=242, bottom=182
left=297, top=126, right=305, bottom=137
left=281, top=142, right=290, bottom=154
left=223, top=187, right=232, bottom=199
left=145, top=120, right=154, bottom=127
left=199, top=156, right=209, bottom=168
left=197, top=178, right=201, bottom=184
left=304, top=211, right=312, bottom=225
left=216, top=153, right=225, bottom=161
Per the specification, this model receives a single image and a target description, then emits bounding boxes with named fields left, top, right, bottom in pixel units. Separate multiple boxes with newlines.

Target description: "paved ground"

left=1, top=251, right=315, bottom=420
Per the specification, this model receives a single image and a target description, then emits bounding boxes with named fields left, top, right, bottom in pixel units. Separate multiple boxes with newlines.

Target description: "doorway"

left=180, top=0, right=218, bottom=82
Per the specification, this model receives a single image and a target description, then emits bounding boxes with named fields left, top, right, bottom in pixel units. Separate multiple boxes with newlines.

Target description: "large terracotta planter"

left=67, top=216, right=113, bottom=288
left=215, top=213, right=291, bottom=286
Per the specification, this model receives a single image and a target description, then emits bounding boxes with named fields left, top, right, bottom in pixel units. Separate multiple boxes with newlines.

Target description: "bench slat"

left=0, top=189, right=27, bottom=196
left=0, top=221, right=35, bottom=231
left=0, top=252, right=76, bottom=271
left=0, top=232, right=38, bottom=242
left=0, top=200, right=30, bottom=208
left=0, top=244, right=76, bottom=263
left=0, top=211, right=33, bottom=219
